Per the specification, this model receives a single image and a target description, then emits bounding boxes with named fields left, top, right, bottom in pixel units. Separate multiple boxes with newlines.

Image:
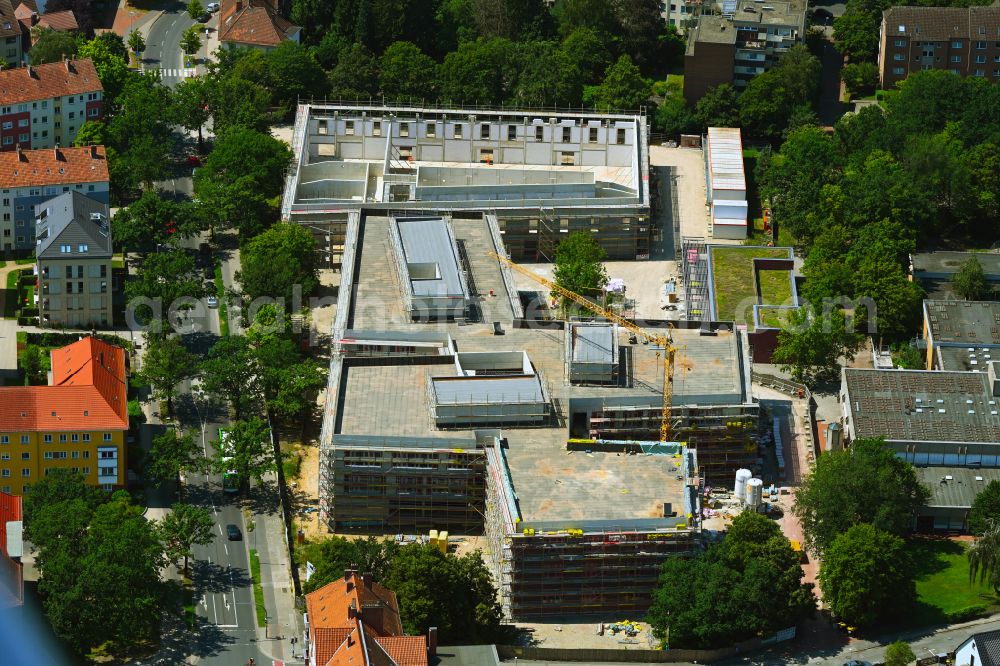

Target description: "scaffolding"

left=682, top=237, right=711, bottom=321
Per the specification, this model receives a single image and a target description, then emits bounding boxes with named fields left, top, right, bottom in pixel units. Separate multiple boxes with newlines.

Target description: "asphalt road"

left=142, top=1, right=198, bottom=86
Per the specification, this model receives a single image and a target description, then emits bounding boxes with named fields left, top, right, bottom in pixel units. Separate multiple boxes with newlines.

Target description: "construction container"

left=429, top=529, right=439, bottom=548
left=746, top=478, right=763, bottom=509
left=438, top=531, right=448, bottom=554
left=734, top=468, right=752, bottom=501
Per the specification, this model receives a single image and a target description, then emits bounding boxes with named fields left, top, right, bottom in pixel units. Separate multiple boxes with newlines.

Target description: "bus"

left=219, top=428, right=239, bottom=493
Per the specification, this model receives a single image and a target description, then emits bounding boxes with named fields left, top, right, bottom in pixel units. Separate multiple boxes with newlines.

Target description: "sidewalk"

left=253, top=472, right=304, bottom=663
left=111, top=0, right=162, bottom=40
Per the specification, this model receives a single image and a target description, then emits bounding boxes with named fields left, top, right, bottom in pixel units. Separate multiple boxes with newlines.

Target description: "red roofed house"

left=15, top=1, right=79, bottom=55
left=0, top=58, right=103, bottom=153
left=0, top=336, right=128, bottom=496
left=219, top=0, right=300, bottom=52
left=305, top=570, right=431, bottom=666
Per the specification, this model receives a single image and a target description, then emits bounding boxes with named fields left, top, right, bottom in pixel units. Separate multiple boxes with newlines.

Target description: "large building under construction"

left=280, top=103, right=652, bottom=261
left=308, top=208, right=758, bottom=619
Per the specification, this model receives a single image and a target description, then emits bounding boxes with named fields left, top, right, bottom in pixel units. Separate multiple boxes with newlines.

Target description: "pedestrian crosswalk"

left=138, top=67, right=198, bottom=79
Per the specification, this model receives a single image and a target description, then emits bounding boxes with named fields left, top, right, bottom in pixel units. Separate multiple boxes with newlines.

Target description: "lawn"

left=249, top=548, right=267, bottom=628
left=758, top=269, right=793, bottom=305
left=710, top=246, right=791, bottom=327
left=908, top=538, right=999, bottom=627
left=758, top=306, right=795, bottom=330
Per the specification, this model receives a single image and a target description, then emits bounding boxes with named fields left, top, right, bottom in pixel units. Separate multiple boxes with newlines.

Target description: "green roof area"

left=758, top=306, right=795, bottom=330
left=710, top=246, right=793, bottom=328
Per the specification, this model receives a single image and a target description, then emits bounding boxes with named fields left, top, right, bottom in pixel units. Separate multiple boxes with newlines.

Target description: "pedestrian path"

left=140, top=66, right=198, bottom=79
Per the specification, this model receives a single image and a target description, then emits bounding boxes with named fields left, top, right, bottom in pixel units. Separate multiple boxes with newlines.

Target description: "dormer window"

left=60, top=244, right=71, bottom=253
left=78, top=244, right=88, bottom=252
left=898, top=24, right=905, bottom=32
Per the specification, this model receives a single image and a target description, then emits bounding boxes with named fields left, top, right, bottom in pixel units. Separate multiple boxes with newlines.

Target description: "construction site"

left=286, top=103, right=766, bottom=620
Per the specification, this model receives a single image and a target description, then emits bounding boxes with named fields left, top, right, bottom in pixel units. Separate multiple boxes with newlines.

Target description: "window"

left=44, top=452, right=52, bottom=460
left=72, top=451, right=78, bottom=459
left=0, top=436, right=6, bottom=444
left=894, top=39, right=906, bottom=47
left=480, top=124, right=490, bottom=140
left=507, top=125, right=516, bottom=141
left=71, top=433, right=78, bottom=442
left=83, top=451, right=89, bottom=459
left=0, top=454, right=8, bottom=461
left=78, top=244, right=88, bottom=252
left=1, top=137, right=10, bottom=145
left=977, top=41, right=987, bottom=49
left=20, top=435, right=27, bottom=444
left=21, top=468, right=30, bottom=477
left=82, top=433, right=90, bottom=442
left=952, top=54, right=962, bottom=62
left=18, top=133, right=27, bottom=142
left=103, top=433, right=112, bottom=442
left=60, top=245, right=71, bottom=253
left=560, top=151, right=576, bottom=165
left=976, top=69, right=986, bottom=76
left=99, top=466, right=116, bottom=477
left=43, top=434, right=52, bottom=443
left=952, top=41, right=962, bottom=49
left=1, top=121, right=10, bottom=130
left=20, top=452, right=28, bottom=460
left=345, top=120, right=355, bottom=135
left=0, top=470, right=8, bottom=478
left=0, top=486, right=8, bottom=494
left=589, top=127, right=598, bottom=143
left=66, top=281, right=73, bottom=294
left=99, top=450, right=115, bottom=459
left=41, top=101, right=46, bottom=109
left=399, top=122, right=410, bottom=137
left=453, top=123, right=462, bottom=139
left=892, top=66, right=905, bottom=74
left=561, top=127, right=571, bottom=142
left=17, top=118, right=27, bottom=127
left=426, top=122, right=435, bottom=138
left=977, top=55, right=987, bottom=63
left=100, top=265, right=107, bottom=278
left=68, top=112, right=74, bottom=120
left=372, top=121, right=381, bottom=136
left=535, top=125, right=543, bottom=141
left=478, top=148, right=494, bottom=163
left=82, top=467, right=89, bottom=475
left=894, top=53, right=904, bottom=61
left=59, top=434, right=66, bottom=443
left=616, top=128, right=626, bottom=145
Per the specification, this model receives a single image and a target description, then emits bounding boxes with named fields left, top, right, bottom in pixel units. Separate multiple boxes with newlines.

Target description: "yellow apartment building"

left=0, top=336, right=127, bottom=495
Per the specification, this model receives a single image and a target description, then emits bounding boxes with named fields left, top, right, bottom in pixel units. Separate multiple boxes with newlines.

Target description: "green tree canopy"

left=379, top=41, right=440, bottom=102
left=145, top=429, right=207, bottom=487
left=200, top=335, right=261, bottom=419
left=28, top=28, right=79, bottom=64
left=180, top=26, right=202, bottom=57
left=773, top=306, right=863, bottom=386
left=238, top=222, right=320, bottom=304
left=157, top=503, right=215, bottom=576
left=138, top=335, right=199, bottom=413
left=952, top=257, right=990, bottom=301
left=196, top=126, right=293, bottom=201
left=694, top=84, right=740, bottom=130
left=172, top=76, right=212, bottom=151
left=78, top=35, right=131, bottom=105
left=127, top=29, right=146, bottom=56
left=818, top=524, right=914, bottom=627
left=553, top=231, right=608, bottom=306
left=266, top=40, right=329, bottom=112
left=23, top=469, right=106, bottom=541
left=885, top=641, right=917, bottom=666
left=793, top=438, right=930, bottom=553
left=124, top=250, right=209, bottom=329
left=739, top=45, right=820, bottom=140
left=187, top=0, right=205, bottom=19
left=212, top=417, right=274, bottom=488
left=300, top=536, right=400, bottom=593
left=647, top=511, right=815, bottom=649
left=970, top=519, right=1000, bottom=592
left=584, top=54, right=648, bottom=111
left=832, top=0, right=889, bottom=62
left=969, top=480, right=1000, bottom=537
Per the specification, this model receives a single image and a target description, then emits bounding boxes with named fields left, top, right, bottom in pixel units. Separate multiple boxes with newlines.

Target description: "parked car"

left=207, top=294, right=219, bottom=309
left=207, top=2, right=220, bottom=11
left=186, top=154, right=201, bottom=167
left=226, top=524, right=241, bottom=540
left=197, top=11, right=211, bottom=22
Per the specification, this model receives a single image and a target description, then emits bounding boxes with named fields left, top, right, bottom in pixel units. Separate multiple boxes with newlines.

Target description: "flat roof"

left=571, top=323, right=615, bottom=364
left=734, top=0, right=807, bottom=25
left=331, top=434, right=481, bottom=451
left=925, top=300, right=1000, bottom=346
left=917, top=466, right=1000, bottom=508
left=939, top=346, right=999, bottom=372
left=844, top=369, right=1000, bottom=444
left=431, top=375, right=545, bottom=406
left=689, top=15, right=738, bottom=50
left=394, top=217, right=467, bottom=299
left=913, top=251, right=1000, bottom=279
left=707, top=127, right=746, bottom=193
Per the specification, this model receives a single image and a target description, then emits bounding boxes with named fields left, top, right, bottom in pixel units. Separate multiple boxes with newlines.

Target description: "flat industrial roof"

left=707, top=127, right=746, bottom=193
left=844, top=368, right=1000, bottom=444
left=431, top=375, right=546, bottom=406
left=913, top=251, right=1000, bottom=279
left=939, top=346, right=999, bottom=372
left=918, top=466, right=1000, bottom=508
left=925, top=300, right=1000, bottom=346
left=331, top=434, right=481, bottom=451
left=394, top=217, right=467, bottom=299
left=572, top=323, right=615, bottom=364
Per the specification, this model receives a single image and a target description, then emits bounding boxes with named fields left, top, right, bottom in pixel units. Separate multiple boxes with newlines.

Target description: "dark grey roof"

left=913, top=251, right=1000, bottom=280
left=885, top=5, right=1000, bottom=41
left=925, top=300, right=1000, bottom=346
left=35, top=191, right=111, bottom=259
left=434, top=645, right=501, bottom=666
left=572, top=323, right=615, bottom=364
left=964, top=628, right=1000, bottom=666
left=843, top=368, right=1000, bottom=444
left=918, top=466, right=1000, bottom=508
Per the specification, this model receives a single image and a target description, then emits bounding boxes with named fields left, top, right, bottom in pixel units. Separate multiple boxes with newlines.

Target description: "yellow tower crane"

left=488, top=251, right=678, bottom=442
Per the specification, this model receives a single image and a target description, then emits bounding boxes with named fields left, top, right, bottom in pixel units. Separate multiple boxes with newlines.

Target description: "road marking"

left=218, top=524, right=224, bottom=535
left=224, top=542, right=229, bottom=555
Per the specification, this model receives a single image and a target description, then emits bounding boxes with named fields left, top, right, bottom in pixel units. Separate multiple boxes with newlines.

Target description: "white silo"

left=734, top=469, right=753, bottom=501
left=746, top=478, right=764, bottom=510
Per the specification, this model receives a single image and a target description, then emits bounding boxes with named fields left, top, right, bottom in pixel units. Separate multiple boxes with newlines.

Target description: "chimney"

left=235, top=0, right=243, bottom=11
left=348, top=599, right=357, bottom=619
left=16, top=144, right=25, bottom=162
left=427, top=627, right=438, bottom=658
left=26, top=64, right=34, bottom=78
left=90, top=144, right=98, bottom=159
left=361, top=572, right=371, bottom=589
left=54, top=146, right=63, bottom=161
left=346, top=632, right=353, bottom=647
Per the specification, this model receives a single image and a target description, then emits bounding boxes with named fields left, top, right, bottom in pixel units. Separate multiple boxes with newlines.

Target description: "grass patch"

left=182, top=585, right=197, bottom=631
left=14, top=256, right=35, bottom=265
left=214, top=263, right=229, bottom=337
left=249, top=548, right=267, bottom=628
left=758, top=306, right=795, bottom=330
left=908, top=538, right=1000, bottom=627
left=5, top=269, right=18, bottom=290
left=758, top=269, right=793, bottom=305
left=282, top=450, right=301, bottom=482
left=710, top=246, right=791, bottom=327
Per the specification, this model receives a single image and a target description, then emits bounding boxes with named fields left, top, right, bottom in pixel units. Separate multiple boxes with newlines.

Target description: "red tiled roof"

left=12, top=1, right=30, bottom=21
left=0, top=58, right=102, bottom=106
left=0, top=145, right=109, bottom=189
left=374, top=636, right=428, bottom=666
left=37, top=9, right=77, bottom=31
left=313, top=627, right=352, bottom=666
left=0, top=337, right=128, bottom=432
left=219, top=0, right=297, bottom=47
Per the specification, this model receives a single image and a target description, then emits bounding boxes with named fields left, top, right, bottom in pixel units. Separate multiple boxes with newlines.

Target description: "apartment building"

left=0, top=59, right=103, bottom=152
left=684, top=0, right=807, bottom=104
left=0, top=145, right=109, bottom=252
left=0, top=336, right=128, bottom=495
left=879, top=5, right=1000, bottom=88
left=35, top=191, right=113, bottom=328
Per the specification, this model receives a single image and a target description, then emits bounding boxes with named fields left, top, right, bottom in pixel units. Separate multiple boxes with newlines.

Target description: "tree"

left=20, top=344, right=46, bottom=385
left=104, top=74, right=175, bottom=190
left=512, top=41, right=583, bottom=108
left=127, top=29, right=146, bottom=57
left=196, top=126, right=292, bottom=201
left=842, top=61, right=879, bottom=97
left=694, top=84, right=740, bottom=129
left=379, top=41, right=439, bottom=101
left=145, top=429, right=206, bottom=487
left=238, top=222, right=319, bottom=304
left=200, top=336, right=261, bottom=419
left=180, top=25, right=202, bottom=59
left=469, top=0, right=548, bottom=40
left=655, top=95, right=697, bottom=137
left=125, top=250, right=209, bottom=329
left=818, top=524, right=914, bottom=627
left=739, top=45, right=820, bottom=139
left=832, top=1, right=887, bottom=63
left=78, top=35, right=131, bottom=106
left=793, top=438, right=930, bottom=553
left=969, top=481, right=1000, bottom=537
left=885, top=640, right=917, bottom=666
left=772, top=306, right=863, bottom=386
left=28, top=28, right=79, bottom=65
left=439, top=38, right=520, bottom=105
left=172, top=76, right=211, bottom=152
left=254, top=333, right=325, bottom=422
left=138, top=336, right=199, bottom=413
left=552, top=0, right=617, bottom=38
left=212, top=417, right=274, bottom=487
left=266, top=40, right=329, bottom=112
left=553, top=232, right=608, bottom=308
left=584, top=54, right=649, bottom=111
left=22, top=469, right=106, bottom=540
left=301, top=536, right=400, bottom=593
left=187, top=0, right=205, bottom=19
left=610, top=0, right=667, bottom=71
left=384, top=543, right=504, bottom=643
left=952, top=257, right=990, bottom=301
left=558, top=27, right=613, bottom=82
left=112, top=190, right=195, bottom=252
left=969, top=519, right=1000, bottom=593
left=647, top=511, right=815, bottom=649
left=207, top=75, right=273, bottom=135
left=327, top=42, right=380, bottom=99
left=157, top=503, right=215, bottom=577
left=73, top=120, right=106, bottom=147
